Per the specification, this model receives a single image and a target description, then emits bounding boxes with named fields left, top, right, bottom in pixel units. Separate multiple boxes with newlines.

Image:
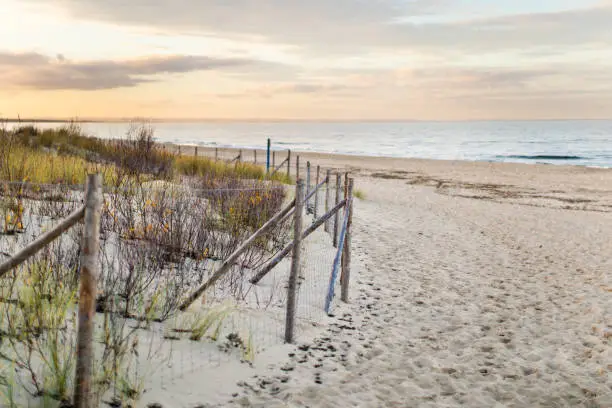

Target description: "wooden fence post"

left=273, top=151, right=276, bottom=169
left=306, top=161, right=311, bottom=212
left=254, top=149, right=257, bottom=164
left=194, top=146, right=198, bottom=158
left=74, top=174, right=102, bottom=408
left=285, top=180, right=304, bottom=344
left=296, top=155, right=300, bottom=181
left=178, top=145, right=181, bottom=155
left=239, top=149, right=242, bottom=162
left=333, top=173, right=341, bottom=248
left=287, top=150, right=291, bottom=179
left=215, top=148, right=218, bottom=161
left=266, top=138, right=271, bottom=172
left=324, top=169, right=331, bottom=232
left=341, top=172, right=350, bottom=278
left=341, top=178, right=354, bottom=303
left=314, top=165, right=320, bottom=219
left=344, top=173, right=349, bottom=203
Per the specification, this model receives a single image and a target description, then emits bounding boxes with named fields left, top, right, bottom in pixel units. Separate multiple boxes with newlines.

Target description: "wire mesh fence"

left=0, top=173, right=351, bottom=406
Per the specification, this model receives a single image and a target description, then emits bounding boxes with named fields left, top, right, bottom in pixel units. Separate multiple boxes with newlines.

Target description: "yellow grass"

left=354, top=189, right=366, bottom=200
left=0, top=144, right=115, bottom=185
left=174, top=155, right=292, bottom=184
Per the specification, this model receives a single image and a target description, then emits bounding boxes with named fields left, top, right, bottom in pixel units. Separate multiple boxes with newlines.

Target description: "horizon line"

left=3, top=117, right=612, bottom=124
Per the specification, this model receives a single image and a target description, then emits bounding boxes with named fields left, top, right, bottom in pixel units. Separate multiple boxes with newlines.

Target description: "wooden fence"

left=174, top=144, right=334, bottom=184
left=167, top=143, right=356, bottom=320
left=0, top=161, right=354, bottom=404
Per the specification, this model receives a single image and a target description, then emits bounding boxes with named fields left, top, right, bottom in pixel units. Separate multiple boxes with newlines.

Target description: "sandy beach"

left=6, top=0, right=612, bottom=404
left=165, top=146, right=612, bottom=407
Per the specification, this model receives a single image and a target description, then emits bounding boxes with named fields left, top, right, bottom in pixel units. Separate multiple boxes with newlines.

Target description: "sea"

left=7, top=120, right=612, bottom=168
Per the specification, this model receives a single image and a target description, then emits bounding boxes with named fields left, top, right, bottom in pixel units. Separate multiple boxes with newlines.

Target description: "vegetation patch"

left=0, top=121, right=292, bottom=406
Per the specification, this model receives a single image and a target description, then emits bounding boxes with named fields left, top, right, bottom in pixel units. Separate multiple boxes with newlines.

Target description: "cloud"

left=4, top=0, right=612, bottom=120
left=214, top=82, right=364, bottom=99
left=0, top=52, right=48, bottom=65
left=17, top=0, right=612, bottom=55
left=411, top=68, right=558, bottom=89
left=401, top=66, right=612, bottom=113
left=213, top=62, right=612, bottom=101
left=0, top=52, right=268, bottom=90
left=266, top=83, right=359, bottom=96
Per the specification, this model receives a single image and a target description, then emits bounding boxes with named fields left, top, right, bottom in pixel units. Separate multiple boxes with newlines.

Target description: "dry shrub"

left=97, top=178, right=289, bottom=317
left=0, top=121, right=293, bottom=405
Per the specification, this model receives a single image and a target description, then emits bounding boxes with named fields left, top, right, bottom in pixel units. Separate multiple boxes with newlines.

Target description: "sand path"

left=229, top=174, right=610, bottom=408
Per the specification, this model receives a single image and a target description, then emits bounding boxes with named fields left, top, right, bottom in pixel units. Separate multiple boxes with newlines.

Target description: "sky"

left=1, top=0, right=611, bottom=121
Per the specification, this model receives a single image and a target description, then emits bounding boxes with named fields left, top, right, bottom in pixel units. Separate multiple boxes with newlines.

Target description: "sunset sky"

left=1, top=0, right=611, bottom=121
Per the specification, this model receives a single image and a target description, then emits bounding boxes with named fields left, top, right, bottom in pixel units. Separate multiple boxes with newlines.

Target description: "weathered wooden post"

left=266, top=138, right=271, bottom=172
left=344, top=172, right=349, bottom=201
left=215, top=147, right=219, bottom=161
left=296, top=155, right=300, bottom=181
left=74, top=174, right=102, bottom=408
left=341, top=173, right=348, bottom=283
left=273, top=151, right=276, bottom=169
left=324, top=169, right=331, bottom=232
left=314, top=165, right=320, bottom=219
left=341, top=178, right=354, bottom=303
left=285, top=180, right=304, bottom=344
left=343, top=172, right=350, bottom=219
left=178, top=145, right=181, bottom=155
left=333, top=173, right=341, bottom=248
left=254, top=149, right=257, bottom=164
left=239, top=149, right=242, bottom=162
left=286, top=150, right=291, bottom=179
left=194, top=146, right=198, bottom=158
left=306, top=161, right=311, bottom=212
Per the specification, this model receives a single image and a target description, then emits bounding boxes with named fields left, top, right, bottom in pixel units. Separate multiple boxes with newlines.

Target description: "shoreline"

left=167, top=142, right=612, bottom=214
left=8, top=121, right=610, bottom=168
left=166, top=142, right=612, bottom=173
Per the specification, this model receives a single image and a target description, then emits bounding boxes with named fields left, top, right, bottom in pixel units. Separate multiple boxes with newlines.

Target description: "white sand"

left=213, top=154, right=611, bottom=408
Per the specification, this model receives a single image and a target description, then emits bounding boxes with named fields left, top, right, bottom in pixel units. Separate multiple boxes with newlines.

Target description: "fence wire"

left=0, top=176, right=349, bottom=407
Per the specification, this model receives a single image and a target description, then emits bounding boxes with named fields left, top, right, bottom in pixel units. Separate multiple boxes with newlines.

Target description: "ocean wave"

left=497, top=155, right=587, bottom=161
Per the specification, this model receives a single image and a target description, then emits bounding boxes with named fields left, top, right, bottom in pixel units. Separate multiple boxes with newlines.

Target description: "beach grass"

left=0, top=122, right=291, bottom=406
left=174, top=155, right=292, bottom=185
left=353, top=189, right=366, bottom=200
left=0, top=143, right=115, bottom=185
left=3, top=123, right=292, bottom=186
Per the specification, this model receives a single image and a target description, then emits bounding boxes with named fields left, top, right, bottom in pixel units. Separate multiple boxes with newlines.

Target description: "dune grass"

left=3, top=123, right=292, bottom=186
left=175, top=155, right=292, bottom=185
left=0, top=143, right=115, bottom=185
left=353, top=189, right=366, bottom=200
